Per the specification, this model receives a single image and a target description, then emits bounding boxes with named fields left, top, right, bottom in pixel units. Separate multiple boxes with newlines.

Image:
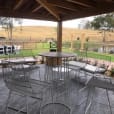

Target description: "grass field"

left=73, top=50, right=114, bottom=62
left=1, top=26, right=114, bottom=43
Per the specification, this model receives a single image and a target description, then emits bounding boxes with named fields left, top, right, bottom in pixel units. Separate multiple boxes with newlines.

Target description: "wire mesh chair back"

left=2, top=61, right=45, bottom=114
left=2, top=62, right=34, bottom=95
left=2, top=49, right=50, bottom=95
left=40, top=103, right=70, bottom=114
left=44, top=56, right=70, bottom=83
left=72, top=55, right=110, bottom=86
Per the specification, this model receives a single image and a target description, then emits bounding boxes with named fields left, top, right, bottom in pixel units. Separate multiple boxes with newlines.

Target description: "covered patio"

left=0, top=63, right=114, bottom=114
left=0, top=0, right=114, bottom=114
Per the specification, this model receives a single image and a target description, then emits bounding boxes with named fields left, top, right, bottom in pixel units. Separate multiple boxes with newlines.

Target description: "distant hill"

left=0, top=26, right=114, bottom=43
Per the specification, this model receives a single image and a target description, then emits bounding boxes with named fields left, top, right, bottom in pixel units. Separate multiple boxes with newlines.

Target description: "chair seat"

left=86, top=76, right=114, bottom=91
left=8, top=79, right=47, bottom=100
left=30, top=64, right=40, bottom=70
left=12, top=64, right=30, bottom=71
left=11, top=85, right=41, bottom=97
left=84, top=64, right=106, bottom=73
left=68, top=61, right=86, bottom=68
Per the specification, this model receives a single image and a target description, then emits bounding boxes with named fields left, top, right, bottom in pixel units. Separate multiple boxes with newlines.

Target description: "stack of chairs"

left=2, top=49, right=51, bottom=114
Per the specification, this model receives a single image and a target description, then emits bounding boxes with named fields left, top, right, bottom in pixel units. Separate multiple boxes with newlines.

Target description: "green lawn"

left=0, top=49, right=49, bottom=59
left=1, top=42, right=114, bottom=63
left=2, top=49, right=113, bottom=62
left=74, top=50, right=113, bottom=62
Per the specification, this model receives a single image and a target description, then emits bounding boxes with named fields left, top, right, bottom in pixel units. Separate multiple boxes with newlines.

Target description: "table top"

left=39, top=52, right=76, bottom=58
left=4, top=57, right=37, bottom=64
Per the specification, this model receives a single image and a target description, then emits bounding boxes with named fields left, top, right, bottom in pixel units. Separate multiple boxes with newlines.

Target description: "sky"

left=22, top=16, right=94, bottom=28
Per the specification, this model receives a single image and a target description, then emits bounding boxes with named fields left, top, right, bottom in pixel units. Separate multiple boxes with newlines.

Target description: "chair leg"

left=26, top=96, right=29, bottom=114
left=28, top=97, right=43, bottom=114
left=84, top=86, right=95, bottom=114
left=106, top=89, right=112, bottom=114
left=76, top=68, right=81, bottom=81
left=84, top=87, right=91, bottom=114
left=50, top=87, right=54, bottom=103
left=38, top=70, right=41, bottom=80
left=5, top=90, right=12, bottom=114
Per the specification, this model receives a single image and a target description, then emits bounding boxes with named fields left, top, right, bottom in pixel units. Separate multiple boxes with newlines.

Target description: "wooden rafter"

left=13, top=0, right=25, bottom=10
left=63, top=3, right=114, bottom=20
left=47, top=0, right=80, bottom=11
left=106, top=0, right=114, bottom=2
left=0, top=9, right=55, bottom=21
left=95, top=0, right=113, bottom=2
left=32, top=5, right=42, bottom=12
left=67, top=0, right=95, bottom=8
left=55, top=7, right=76, bottom=15
left=36, top=0, right=60, bottom=21
left=106, top=0, right=112, bottom=1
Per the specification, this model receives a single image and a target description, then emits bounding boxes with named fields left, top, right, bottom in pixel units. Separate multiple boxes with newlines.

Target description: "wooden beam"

left=57, top=21, right=62, bottom=52
left=32, top=5, right=42, bottom=12
left=55, top=7, right=77, bottom=15
left=36, top=0, right=60, bottom=21
left=14, top=0, right=25, bottom=10
left=94, top=0, right=113, bottom=2
left=0, top=9, right=56, bottom=21
left=106, top=0, right=114, bottom=2
left=106, top=0, right=112, bottom=1
left=63, top=4, right=114, bottom=21
left=67, top=0, right=95, bottom=8
left=47, top=0, right=80, bottom=11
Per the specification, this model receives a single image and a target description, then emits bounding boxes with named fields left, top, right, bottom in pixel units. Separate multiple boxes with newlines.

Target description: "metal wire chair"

left=72, top=55, right=111, bottom=86
left=70, top=55, right=112, bottom=114
left=2, top=61, right=50, bottom=114
left=40, top=103, right=70, bottom=114
left=83, top=76, right=114, bottom=114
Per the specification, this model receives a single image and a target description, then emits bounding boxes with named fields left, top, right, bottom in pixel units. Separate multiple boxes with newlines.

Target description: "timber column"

left=57, top=21, right=62, bottom=52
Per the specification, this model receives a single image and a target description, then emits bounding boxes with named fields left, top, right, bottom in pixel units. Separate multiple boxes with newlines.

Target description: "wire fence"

left=0, top=40, right=114, bottom=62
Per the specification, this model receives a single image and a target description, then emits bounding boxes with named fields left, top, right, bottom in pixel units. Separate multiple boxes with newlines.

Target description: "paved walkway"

left=0, top=64, right=114, bottom=114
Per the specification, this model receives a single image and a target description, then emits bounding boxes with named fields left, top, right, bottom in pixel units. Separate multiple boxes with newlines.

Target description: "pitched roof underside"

left=0, top=0, right=114, bottom=21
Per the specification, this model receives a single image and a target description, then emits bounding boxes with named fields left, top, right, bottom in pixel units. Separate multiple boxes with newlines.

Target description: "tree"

left=83, top=21, right=91, bottom=29
left=91, top=13, right=114, bottom=30
left=90, top=13, right=114, bottom=53
left=0, top=17, right=23, bottom=40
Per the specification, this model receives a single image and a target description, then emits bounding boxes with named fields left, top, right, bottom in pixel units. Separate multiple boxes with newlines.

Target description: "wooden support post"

left=81, top=33, right=85, bottom=50
left=57, top=21, right=62, bottom=52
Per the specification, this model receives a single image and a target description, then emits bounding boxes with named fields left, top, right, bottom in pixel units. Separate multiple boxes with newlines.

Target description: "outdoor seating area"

left=0, top=51, right=114, bottom=114
left=1, top=0, right=114, bottom=114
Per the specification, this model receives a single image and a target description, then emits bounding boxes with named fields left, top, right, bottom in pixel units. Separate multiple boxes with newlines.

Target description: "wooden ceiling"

left=0, top=0, right=114, bottom=21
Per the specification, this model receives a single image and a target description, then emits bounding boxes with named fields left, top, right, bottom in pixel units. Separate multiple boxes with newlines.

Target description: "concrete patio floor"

left=0, top=64, right=114, bottom=114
